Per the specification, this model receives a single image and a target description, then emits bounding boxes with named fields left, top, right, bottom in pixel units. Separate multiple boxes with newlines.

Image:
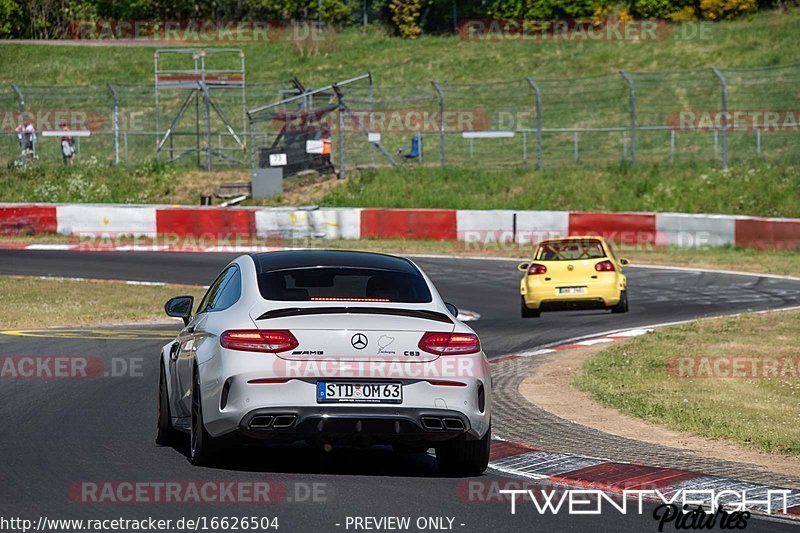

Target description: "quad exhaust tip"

left=249, top=414, right=297, bottom=430
left=420, top=416, right=465, bottom=431
left=443, top=417, right=466, bottom=431
left=249, top=415, right=274, bottom=428
left=272, top=415, right=297, bottom=428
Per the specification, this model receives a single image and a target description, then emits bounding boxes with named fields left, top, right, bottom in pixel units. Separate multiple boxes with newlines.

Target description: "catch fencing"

left=2, top=62, right=798, bottom=173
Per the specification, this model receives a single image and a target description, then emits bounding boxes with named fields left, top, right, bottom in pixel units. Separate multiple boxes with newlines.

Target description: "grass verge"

left=573, top=311, right=800, bottom=454
left=322, top=163, right=800, bottom=217
left=4, top=162, right=799, bottom=218
left=1, top=11, right=797, bottom=85
left=0, top=162, right=251, bottom=204
left=0, top=276, right=206, bottom=328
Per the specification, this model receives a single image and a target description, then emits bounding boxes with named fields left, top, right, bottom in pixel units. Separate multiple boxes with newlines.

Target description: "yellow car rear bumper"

left=521, top=277, right=624, bottom=310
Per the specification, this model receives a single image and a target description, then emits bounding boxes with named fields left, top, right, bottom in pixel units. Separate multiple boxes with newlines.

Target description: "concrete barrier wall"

left=2, top=203, right=799, bottom=249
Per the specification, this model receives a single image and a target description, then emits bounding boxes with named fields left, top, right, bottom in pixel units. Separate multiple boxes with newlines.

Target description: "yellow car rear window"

left=536, top=239, right=606, bottom=261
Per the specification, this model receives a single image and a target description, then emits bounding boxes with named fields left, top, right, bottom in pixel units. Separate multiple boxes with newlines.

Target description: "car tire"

left=521, top=297, right=540, bottom=318
left=156, top=361, right=181, bottom=446
left=611, top=290, right=629, bottom=314
left=189, top=368, right=221, bottom=466
left=435, top=425, right=491, bottom=476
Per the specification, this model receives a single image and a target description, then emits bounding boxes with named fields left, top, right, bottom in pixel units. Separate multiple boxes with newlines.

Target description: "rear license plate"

left=558, top=286, right=586, bottom=294
left=316, top=382, right=402, bottom=404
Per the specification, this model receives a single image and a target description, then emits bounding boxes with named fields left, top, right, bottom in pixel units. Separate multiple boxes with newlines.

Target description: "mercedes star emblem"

left=351, top=333, right=368, bottom=350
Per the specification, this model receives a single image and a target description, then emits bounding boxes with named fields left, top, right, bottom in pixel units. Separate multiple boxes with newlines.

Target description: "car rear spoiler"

left=255, top=306, right=453, bottom=324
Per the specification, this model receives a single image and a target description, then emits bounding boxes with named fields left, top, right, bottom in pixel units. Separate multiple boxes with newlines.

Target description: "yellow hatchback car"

left=518, top=236, right=629, bottom=318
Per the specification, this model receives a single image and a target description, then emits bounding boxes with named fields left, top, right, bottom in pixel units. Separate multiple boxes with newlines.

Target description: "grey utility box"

left=251, top=167, right=283, bottom=198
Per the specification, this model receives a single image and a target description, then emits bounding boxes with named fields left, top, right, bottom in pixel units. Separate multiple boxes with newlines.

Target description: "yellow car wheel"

left=610, top=291, right=629, bottom=314
left=521, top=297, right=540, bottom=318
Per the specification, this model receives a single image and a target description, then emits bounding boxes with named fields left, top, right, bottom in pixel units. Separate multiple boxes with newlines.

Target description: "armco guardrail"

left=1, top=204, right=799, bottom=250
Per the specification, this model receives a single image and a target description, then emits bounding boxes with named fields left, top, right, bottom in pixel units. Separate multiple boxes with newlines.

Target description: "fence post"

left=201, top=82, right=212, bottom=171
left=522, top=131, right=527, bottom=161
left=619, top=70, right=636, bottom=165
left=11, top=84, right=25, bottom=170
left=368, top=72, right=376, bottom=166
left=573, top=131, right=579, bottom=161
left=525, top=77, right=543, bottom=170
left=756, top=129, right=761, bottom=157
left=106, top=82, right=120, bottom=165
left=711, top=67, right=728, bottom=170
left=334, top=83, right=346, bottom=179
left=431, top=80, right=445, bottom=167
left=154, top=52, right=160, bottom=162
left=670, top=130, right=675, bottom=164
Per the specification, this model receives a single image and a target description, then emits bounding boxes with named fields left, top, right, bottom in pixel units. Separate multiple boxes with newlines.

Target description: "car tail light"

left=527, top=263, right=547, bottom=275
left=220, top=330, right=298, bottom=353
left=247, top=378, right=292, bottom=384
left=418, top=332, right=480, bottom=355
left=595, top=260, right=615, bottom=272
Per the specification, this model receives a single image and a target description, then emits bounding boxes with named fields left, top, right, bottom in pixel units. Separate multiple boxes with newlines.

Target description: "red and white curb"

left=488, top=438, right=800, bottom=518
left=490, top=328, right=652, bottom=365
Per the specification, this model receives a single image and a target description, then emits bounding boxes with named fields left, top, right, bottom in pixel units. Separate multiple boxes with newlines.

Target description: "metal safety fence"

left=2, top=62, right=798, bottom=173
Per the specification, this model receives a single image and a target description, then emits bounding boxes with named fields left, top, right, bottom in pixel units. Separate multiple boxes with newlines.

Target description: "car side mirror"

left=445, top=302, right=459, bottom=317
left=165, top=295, right=194, bottom=326
left=517, top=262, right=530, bottom=272
left=619, top=258, right=630, bottom=266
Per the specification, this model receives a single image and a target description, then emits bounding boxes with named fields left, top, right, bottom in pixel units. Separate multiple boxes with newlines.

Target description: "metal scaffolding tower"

left=154, top=48, right=247, bottom=170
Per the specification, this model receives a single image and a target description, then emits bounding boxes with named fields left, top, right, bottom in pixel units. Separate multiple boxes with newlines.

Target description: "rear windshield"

left=535, top=239, right=606, bottom=261
left=257, top=267, right=432, bottom=303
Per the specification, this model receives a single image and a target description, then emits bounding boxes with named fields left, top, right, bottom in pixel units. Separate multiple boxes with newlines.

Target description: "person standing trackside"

left=60, top=123, right=75, bottom=166
left=16, top=121, right=36, bottom=159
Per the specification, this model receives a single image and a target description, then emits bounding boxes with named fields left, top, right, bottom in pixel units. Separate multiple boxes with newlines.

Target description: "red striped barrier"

left=569, top=212, right=657, bottom=246
left=360, top=209, right=457, bottom=240
left=735, top=218, right=800, bottom=250
left=155, top=208, right=255, bottom=237
left=0, top=206, right=57, bottom=235
left=2, top=204, right=800, bottom=250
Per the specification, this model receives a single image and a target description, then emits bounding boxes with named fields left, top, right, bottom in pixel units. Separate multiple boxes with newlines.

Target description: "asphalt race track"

left=2, top=249, right=800, bottom=532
